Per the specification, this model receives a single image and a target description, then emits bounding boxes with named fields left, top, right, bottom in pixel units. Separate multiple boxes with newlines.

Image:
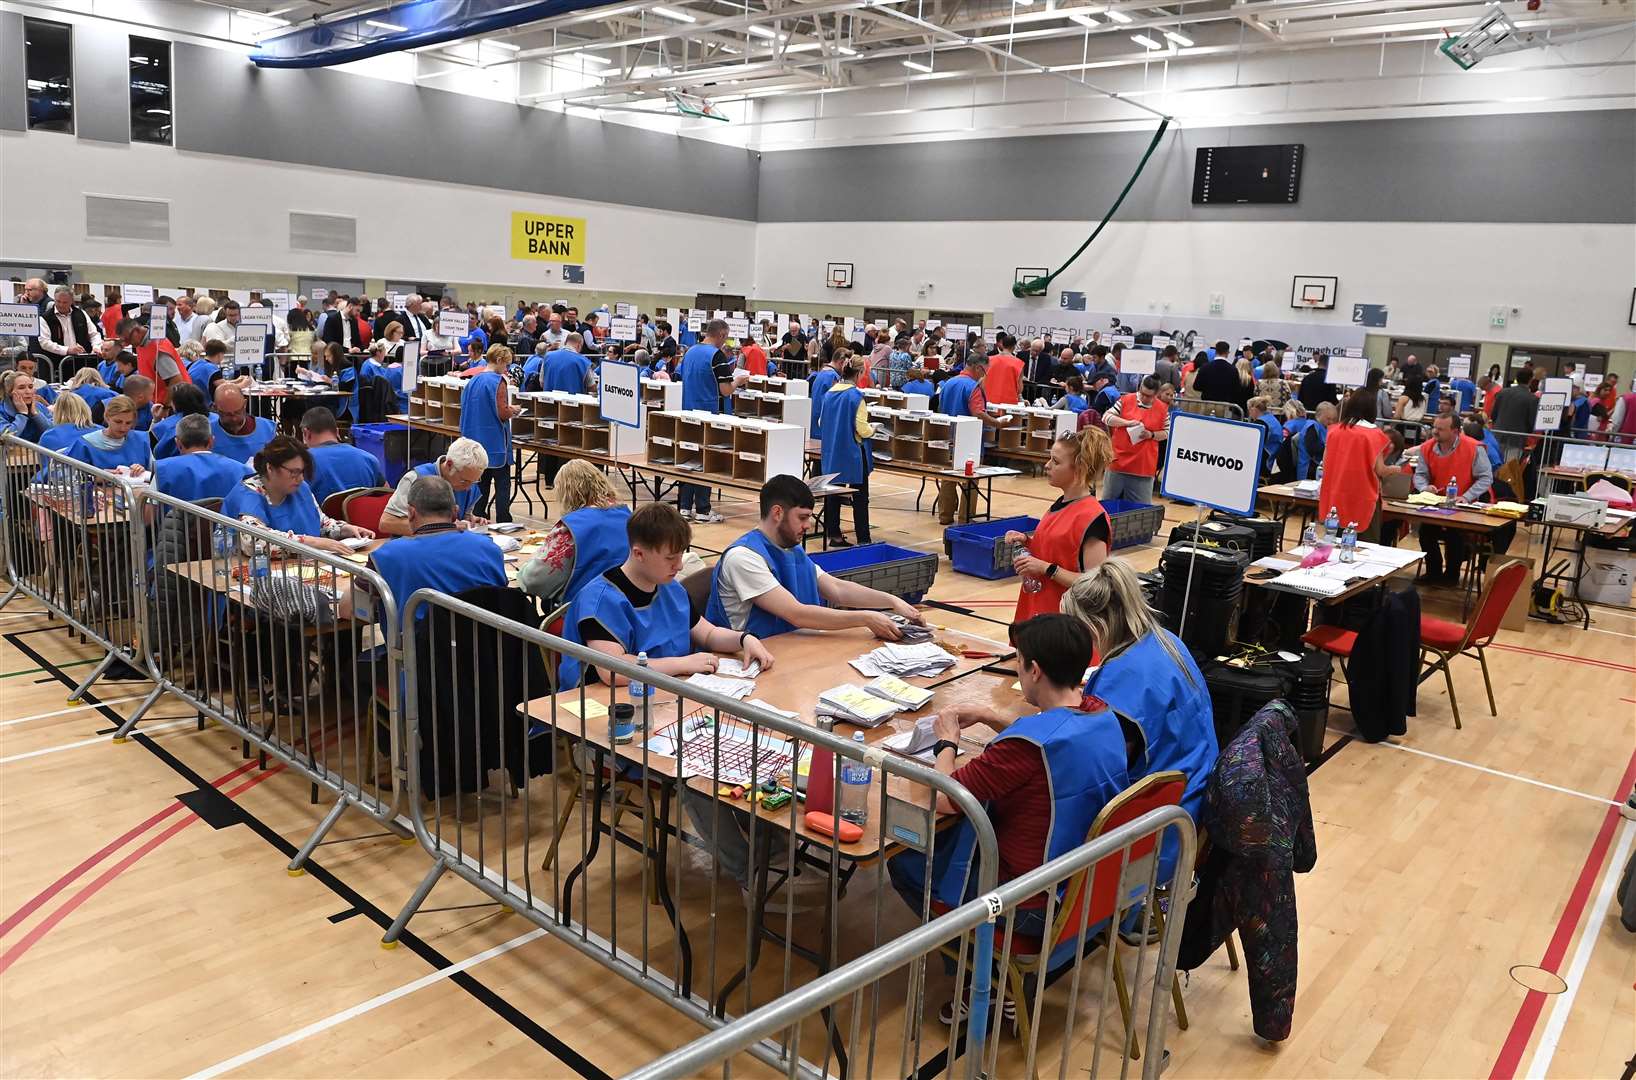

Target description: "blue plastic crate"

left=945, top=515, right=1039, bottom=579
left=1101, top=499, right=1166, bottom=550
left=350, top=422, right=409, bottom=486
left=810, top=542, right=937, bottom=605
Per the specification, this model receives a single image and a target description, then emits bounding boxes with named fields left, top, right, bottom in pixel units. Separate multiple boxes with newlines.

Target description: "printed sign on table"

left=1161, top=412, right=1266, bottom=516
left=599, top=361, right=641, bottom=429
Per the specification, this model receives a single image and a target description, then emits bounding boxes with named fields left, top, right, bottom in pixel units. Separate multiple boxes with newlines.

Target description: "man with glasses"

left=208, top=384, right=276, bottom=464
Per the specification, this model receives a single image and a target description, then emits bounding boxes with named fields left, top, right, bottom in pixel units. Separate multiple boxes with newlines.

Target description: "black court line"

left=921, top=599, right=1012, bottom=628
left=327, top=907, right=365, bottom=924
left=1307, top=732, right=1353, bottom=776
left=5, top=633, right=137, bottom=731
left=17, top=637, right=609, bottom=1080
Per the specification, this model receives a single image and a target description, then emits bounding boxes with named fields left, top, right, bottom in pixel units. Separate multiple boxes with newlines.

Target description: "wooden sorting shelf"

left=644, top=410, right=804, bottom=485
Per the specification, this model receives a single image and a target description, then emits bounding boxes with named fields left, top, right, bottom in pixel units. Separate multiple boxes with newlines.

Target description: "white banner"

left=0, top=303, right=42, bottom=337
left=438, top=309, right=469, bottom=338
left=1161, top=412, right=1265, bottom=516
left=599, top=360, right=641, bottom=428
left=1326, top=354, right=1369, bottom=387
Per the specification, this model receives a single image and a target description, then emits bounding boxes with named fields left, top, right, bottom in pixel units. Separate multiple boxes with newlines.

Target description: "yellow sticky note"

left=560, top=698, right=609, bottom=720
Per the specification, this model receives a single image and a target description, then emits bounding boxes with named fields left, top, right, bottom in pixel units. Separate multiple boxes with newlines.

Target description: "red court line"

left=0, top=757, right=261, bottom=940
left=0, top=765, right=287, bottom=976
left=1489, top=643, right=1636, bottom=674
left=1488, top=744, right=1636, bottom=1079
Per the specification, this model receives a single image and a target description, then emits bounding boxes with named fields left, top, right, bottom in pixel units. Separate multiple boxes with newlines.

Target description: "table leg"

left=561, top=748, right=609, bottom=923
left=652, top=781, right=693, bottom=998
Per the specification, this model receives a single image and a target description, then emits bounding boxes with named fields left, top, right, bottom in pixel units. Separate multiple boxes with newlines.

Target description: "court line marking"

left=1326, top=731, right=1617, bottom=807
left=0, top=717, right=193, bottom=766
left=1585, top=625, right=1636, bottom=640
left=185, top=927, right=549, bottom=1080
left=0, top=695, right=149, bottom=729
left=1488, top=642, right=1636, bottom=673
left=1523, top=817, right=1636, bottom=1079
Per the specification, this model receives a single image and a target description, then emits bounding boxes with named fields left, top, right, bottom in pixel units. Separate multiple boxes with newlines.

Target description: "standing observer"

left=459, top=344, right=520, bottom=524
left=816, top=351, right=874, bottom=547
left=1316, top=390, right=1395, bottom=540
left=1005, top=428, right=1114, bottom=622
left=676, top=319, right=744, bottom=523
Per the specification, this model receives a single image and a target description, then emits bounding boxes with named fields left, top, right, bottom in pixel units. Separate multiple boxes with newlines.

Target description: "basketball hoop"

left=826, top=262, right=854, bottom=289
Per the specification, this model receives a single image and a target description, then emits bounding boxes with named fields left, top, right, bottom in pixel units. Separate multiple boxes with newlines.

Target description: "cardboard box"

left=1485, top=554, right=1536, bottom=631
left=1576, top=548, right=1636, bottom=607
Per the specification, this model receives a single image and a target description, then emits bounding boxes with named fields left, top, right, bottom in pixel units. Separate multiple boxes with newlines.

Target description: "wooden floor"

left=2, top=466, right=1633, bottom=1080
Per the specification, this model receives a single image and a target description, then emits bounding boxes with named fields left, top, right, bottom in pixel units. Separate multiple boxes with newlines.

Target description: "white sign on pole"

left=873, top=319, right=888, bottom=331
left=121, top=283, right=154, bottom=306
left=1280, top=352, right=1298, bottom=374
left=926, top=319, right=942, bottom=331
left=1344, top=346, right=1364, bottom=358
left=945, top=323, right=967, bottom=340
left=1447, top=355, right=1472, bottom=380
left=1326, top=354, right=1369, bottom=387
left=1112, top=334, right=1135, bottom=348
left=1121, top=348, right=1158, bottom=377
left=400, top=340, right=421, bottom=393
left=687, top=315, right=704, bottom=333
left=712, top=309, right=728, bottom=320
left=0, top=304, right=42, bottom=337
left=599, top=361, right=642, bottom=429
left=227, top=289, right=251, bottom=307
left=615, top=302, right=634, bottom=318
left=437, top=309, right=469, bottom=338
left=610, top=316, right=638, bottom=342
left=266, top=290, right=291, bottom=317
left=726, top=317, right=750, bottom=340
left=1161, top=412, right=1266, bottom=516
left=238, top=306, right=274, bottom=331
left=1152, top=335, right=1172, bottom=351
left=233, top=327, right=264, bottom=367
left=0, top=281, right=16, bottom=304
left=1542, top=376, right=1573, bottom=398
left=755, top=310, right=775, bottom=325
left=311, top=288, right=329, bottom=302
left=983, top=328, right=999, bottom=346
left=1534, top=391, right=1567, bottom=431
left=150, top=303, right=168, bottom=340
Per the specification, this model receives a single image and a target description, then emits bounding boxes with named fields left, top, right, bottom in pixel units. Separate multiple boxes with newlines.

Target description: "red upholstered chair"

left=340, top=487, right=394, bottom=536
left=1302, top=558, right=1530, bottom=729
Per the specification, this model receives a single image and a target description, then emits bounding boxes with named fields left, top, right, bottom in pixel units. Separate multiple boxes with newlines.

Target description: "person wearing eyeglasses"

left=208, top=384, right=277, bottom=464
left=221, top=436, right=374, bottom=556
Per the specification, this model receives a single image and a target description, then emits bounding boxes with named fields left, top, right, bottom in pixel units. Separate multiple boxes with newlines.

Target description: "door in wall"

left=298, top=278, right=367, bottom=303
left=1388, top=337, right=1483, bottom=375
left=386, top=281, right=446, bottom=303
left=863, top=307, right=914, bottom=330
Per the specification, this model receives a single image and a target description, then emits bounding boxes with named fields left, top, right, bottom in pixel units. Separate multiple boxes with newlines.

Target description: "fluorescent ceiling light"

left=483, top=38, right=521, bottom=50
left=784, top=42, right=823, bottom=53
left=650, top=6, right=697, bottom=22
left=145, top=108, right=171, bottom=115
left=1104, top=8, right=1133, bottom=22
left=1068, top=12, right=1098, bottom=27
left=902, top=58, right=933, bottom=72
left=365, top=19, right=407, bottom=32
left=1162, top=29, right=1192, bottom=46
left=838, top=45, right=858, bottom=55
left=567, top=50, right=614, bottom=63
left=236, top=9, right=289, bottom=26
left=1130, top=33, right=1162, bottom=47
left=746, top=25, right=781, bottom=39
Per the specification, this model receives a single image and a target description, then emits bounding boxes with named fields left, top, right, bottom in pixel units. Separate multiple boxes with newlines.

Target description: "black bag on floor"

left=1210, top=511, right=1282, bottom=561
left=1199, top=660, right=1291, bottom=748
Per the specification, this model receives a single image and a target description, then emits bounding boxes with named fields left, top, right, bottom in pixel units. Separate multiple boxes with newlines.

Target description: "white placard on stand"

left=1542, top=376, right=1573, bottom=398
left=438, top=310, right=469, bottom=338
left=610, top=316, right=638, bottom=341
left=1152, top=335, right=1172, bottom=351
left=238, top=307, right=273, bottom=331
left=400, top=341, right=421, bottom=393
left=755, top=310, right=775, bottom=325
left=615, top=302, right=634, bottom=318
left=983, top=328, right=999, bottom=346
left=311, top=288, right=329, bottom=302
left=0, top=281, right=16, bottom=304
left=1121, top=348, right=1158, bottom=377
left=599, top=361, right=641, bottom=428
left=0, top=304, right=42, bottom=337
left=233, top=327, right=264, bottom=367
left=945, top=323, right=967, bottom=340
left=150, top=304, right=168, bottom=340
left=121, top=283, right=154, bottom=306
left=1161, top=412, right=1266, bottom=516
left=1326, top=354, right=1369, bottom=387
left=1534, top=391, right=1567, bottom=431
left=687, top=315, right=704, bottom=333
left=1447, top=355, right=1472, bottom=379
left=727, top=317, right=750, bottom=340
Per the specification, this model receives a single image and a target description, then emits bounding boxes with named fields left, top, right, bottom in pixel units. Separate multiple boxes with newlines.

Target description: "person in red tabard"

left=1316, top=389, right=1395, bottom=541
left=741, top=336, right=769, bottom=378
left=1006, top=427, right=1115, bottom=622
left=983, top=334, right=1024, bottom=406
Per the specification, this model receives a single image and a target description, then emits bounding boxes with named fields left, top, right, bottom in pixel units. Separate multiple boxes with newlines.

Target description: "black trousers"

left=825, top=473, right=871, bottom=543
left=474, top=464, right=513, bottom=523
left=1419, top=523, right=1466, bottom=578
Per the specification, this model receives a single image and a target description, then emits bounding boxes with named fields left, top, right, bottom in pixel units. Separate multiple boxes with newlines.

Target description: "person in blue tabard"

left=459, top=343, right=521, bottom=524
left=301, top=406, right=385, bottom=503
left=150, top=382, right=211, bottom=460
left=1423, top=364, right=1444, bottom=416
left=10, top=355, right=57, bottom=405
left=1056, top=374, right=1090, bottom=415
left=557, top=502, right=773, bottom=690
left=675, top=319, right=746, bottom=524
left=521, top=341, right=550, bottom=391
left=1282, top=400, right=1333, bottom=482
left=900, top=366, right=936, bottom=400
left=1247, top=395, right=1286, bottom=478
left=518, top=459, right=631, bottom=608
left=0, top=369, right=53, bottom=443
left=541, top=333, right=592, bottom=394
left=887, top=614, right=1133, bottom=974
left=375, top=439, right=489, bottom=537
left=208, top=385, right=277, bottom=465
left=704, top=474, right=922, bottom=641
left=1064, top=560, right=1217, bottom=882
left=809, top=349, right=847, bottom=437
left=1449, top=370, right=1478, bottom=415
left=187, top=338, right=226, bottom=396
left=816, top=352, right=877, bottom=547
left=68, top=395, right=151, bottom=474
left=221, top=436, right=374, bottom=555
left=152, top=414, right=253, bottom=503
left=68, top=367, right=117, bottom=419
left=342, top=474, right=508, bottom=628
left=32, top=390, right=95, bottom=484
left=121, top=375, right=155, bottom=432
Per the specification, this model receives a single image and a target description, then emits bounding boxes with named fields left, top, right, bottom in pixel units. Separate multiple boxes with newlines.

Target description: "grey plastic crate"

left=811, top=543, right=939, bottom=604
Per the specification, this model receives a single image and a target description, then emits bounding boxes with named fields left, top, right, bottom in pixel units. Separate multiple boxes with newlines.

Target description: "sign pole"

left=1175, top=500, right=1207, bottom=642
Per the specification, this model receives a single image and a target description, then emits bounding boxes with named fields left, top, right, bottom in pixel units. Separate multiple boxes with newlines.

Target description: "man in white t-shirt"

left=705, top=474, right=923, bottom=639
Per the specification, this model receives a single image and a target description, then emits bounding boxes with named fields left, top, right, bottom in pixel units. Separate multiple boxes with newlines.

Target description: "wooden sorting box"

left=408, top=375, right=466, bottom=428
left=645, top=410, right=805, bottom=483
left=514, top=391, right=642, bottom=457
left=866, top=408, right=981, bottom=471
left=992, top=404, right=1077, bottom=455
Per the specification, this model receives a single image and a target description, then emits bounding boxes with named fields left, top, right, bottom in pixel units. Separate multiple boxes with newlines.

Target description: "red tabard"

left=1418, top=434, right=1489, bottom=502
left=1316, top=423, right=1390, bottom=531
left=1014, top=495, right=1111, bottom=622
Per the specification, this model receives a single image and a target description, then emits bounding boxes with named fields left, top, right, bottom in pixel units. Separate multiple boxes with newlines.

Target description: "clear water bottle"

left=840, top=732, right=872, bottom=826
left=250, top=539, right=271, bottom=578
left=1445, top=477, right=1459, bottom=506
left=1323, top=505, right=1340, bottom=539
left=1018, top=542, right=1043, bottom=593
left=1301, top=521, right=1317, bottom=548
left=1339, top=523, right=1358, bottom=563
left=1315, top=461, right=1324, bottom=485
left=628, top=651, right=653, bottom=698
left=212, top=523, right=232, bottom=567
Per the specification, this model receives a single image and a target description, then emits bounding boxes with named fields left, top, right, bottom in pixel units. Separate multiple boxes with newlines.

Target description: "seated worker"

left=375, top=437, right=489, bottom=537
left=301, top=406, right=386, bottom=503
left=10, top=354, right=57, bottom=404
left=32, top=390, right=95, bottom=483
left=704, top=474, right=924, bottom=640
left=69, top=394, right=151, bottom=475
left=1414, top=412, right=1494, bottom=584
left=899, top=366, right=936, bottom=400
left=208, top=385, right=276, bottom=465
left=343, top=475, right=508, bottom=627
left=887, top=614, right=1132, bottom=988
left=1283, top=400, right=1333, bottom=481
left=221, top=436, right=374, bottom=556
left=1088, top=369, right=1120, bottom=415
left=152, top=414, right=253, bottom=503
left=1064, top=560, right=1216, bottom=881
left=67, top=367, right=116, bottom=416
left=518, top=459, right=631, bottom=608
left=0, top=370, right=53, bottom=442
left=121, top=374, right=156, bottom=431
left=150, top=382, right=210, bottom=459
left=188, top=338, right=227, bottom=395
left=556, top=502, right=775, bottom=689
left=1247, top=395, right=1284, bottom=477
left=1057, top=375, right=1090, bottom=414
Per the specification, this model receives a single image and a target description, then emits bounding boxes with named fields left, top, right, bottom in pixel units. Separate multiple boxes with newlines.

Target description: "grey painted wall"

left=0, top=13, right=24, bottom=133
left=72, top=20, right=128, bottom=144
left=173, top=44, right=760, bottom=222
left=756, top=111, right=1636, bottom=224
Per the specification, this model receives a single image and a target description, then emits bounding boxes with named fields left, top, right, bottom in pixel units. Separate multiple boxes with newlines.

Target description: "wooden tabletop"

left=1244, top=548, right=1425, bottom=605
left=523, top=623, right=1017, bottom=860
left=1258, top=483, right=1516, bottom=534
left=802, top=441, right=1022, bottom=481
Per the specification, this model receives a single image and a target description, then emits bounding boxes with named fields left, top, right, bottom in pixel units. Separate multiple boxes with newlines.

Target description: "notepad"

left=560, top=698, right=608, bottom=720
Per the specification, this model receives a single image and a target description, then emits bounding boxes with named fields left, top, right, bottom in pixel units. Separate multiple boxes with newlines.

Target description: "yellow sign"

left=511, top=211, right=586, bottom=262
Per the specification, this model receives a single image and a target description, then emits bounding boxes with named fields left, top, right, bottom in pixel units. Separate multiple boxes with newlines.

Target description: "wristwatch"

left=1045, top=563, right=1060, bottom=582
left=931, top=739, right=960, bottom=757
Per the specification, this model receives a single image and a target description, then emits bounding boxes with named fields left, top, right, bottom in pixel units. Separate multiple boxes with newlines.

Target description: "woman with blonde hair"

left=458, top=343, right=520, bottom=523
left=1063, top=560, right=1216, bottom=875
left=519, top=459, right=632, bottom=606
left=1005, top=426, right=1115, bottom=621
left=1255, top=360, right=1289, bottom=408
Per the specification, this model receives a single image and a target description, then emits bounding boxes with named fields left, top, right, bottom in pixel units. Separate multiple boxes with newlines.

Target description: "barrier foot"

left=67, top=652, right=116, bottom=702
left=289, top=797, right=350, bottom=873
left=0, top=584, right=18, bottom=611
left=384, top=858, right=447, bottom=946
left=112, top=686, right=166, bottom=740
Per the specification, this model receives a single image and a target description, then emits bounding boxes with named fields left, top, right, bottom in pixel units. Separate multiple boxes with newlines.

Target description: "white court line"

left=1327, top=730, right=1618, bottom=807
left=186, top=928, right=547, bottom=1080
left=1586, top=624, right=1636, bottom=640
left=0, top=716, right=193, bottom=765
left=1587, top=604, right=1636, bottom=620
left=1524, top=817, right=1636, bottom=1079
left=0, top=694, right=148, bottom=729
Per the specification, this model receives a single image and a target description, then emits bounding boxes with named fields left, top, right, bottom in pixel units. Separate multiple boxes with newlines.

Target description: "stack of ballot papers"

left=816, top=684, right=900, bottom=727
left=686, top=673, right=755, bottom=700
left=716, top=657, right=761, bottom=679
left=849, top=642, right=958, bottom=679
left=864, top=675, right=934, bottom=710
left=889, top=615, right=934, bottom=644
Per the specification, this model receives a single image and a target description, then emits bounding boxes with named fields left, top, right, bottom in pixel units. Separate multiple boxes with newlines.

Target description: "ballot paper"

left=864, top=675, right=935, bottom=710
left=880, top=717, right=943, bottom=762
left=849, top=641, right=959, bottom=680
left=816, top=683, right=901, bottom=727
left=686, top=672, right=756, bottom=700
left=338, top=536, right=373, bottom=551
left=888, top=615, right=933, bottom=644
left=485, top=533, right=521, bottom=553
left=716, top=657, right=761, bottom=679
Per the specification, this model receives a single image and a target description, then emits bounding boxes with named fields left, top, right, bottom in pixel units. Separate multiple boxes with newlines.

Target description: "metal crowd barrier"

left=119, top=485, right=408, bottom=870
left=625, top=806, right=1198, bottom=1080
left=385, top=588, right=1004, bottom=1078
left=1171, top=398, right=1244, bottom=422
left=0, top=433, right=153, bottom=702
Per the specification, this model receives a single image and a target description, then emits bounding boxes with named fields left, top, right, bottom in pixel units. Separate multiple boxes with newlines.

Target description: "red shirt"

left=1110, top=393, right=1168, bottom=476
left=984, top=354, right=1023, bottom=406
left=101, top=305, right=125, bottom=339
left=742, top=342, right=768, bottom=377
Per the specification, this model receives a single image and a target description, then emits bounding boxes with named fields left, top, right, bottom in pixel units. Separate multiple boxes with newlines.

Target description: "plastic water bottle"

left=628, top=651, right=653, bottom=699
left=1339, top=523, right=1358, bottom=563
left=1323, top=505, right=1340, bottom=540
left=212, top=522, right=232, bottom=560
left=1315, top=461, right=1324, bottom=485
left=1445, top=477, right=1459, bottom=506
left=1301, top=521, right=1317, bottom=548
left=840, top=732, right=872, bottom=826
left=250, top=539, right=271, bottom=578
